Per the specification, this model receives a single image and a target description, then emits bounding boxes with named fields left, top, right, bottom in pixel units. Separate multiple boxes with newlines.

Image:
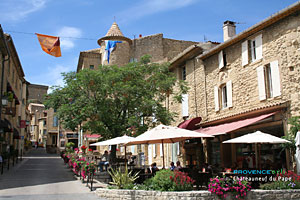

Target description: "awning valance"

left=196, top=112, right=276, bottom=136
left=84, top=134, right=101, bottom=139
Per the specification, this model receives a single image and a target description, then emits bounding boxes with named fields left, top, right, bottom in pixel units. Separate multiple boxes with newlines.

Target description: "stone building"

left=0, top=26, right=29, bottom=155
left=169, top=1, right=300, bottom=170
left=27, top=83, right=48, bottom=104
left=76, top=22, right=201, bottom=165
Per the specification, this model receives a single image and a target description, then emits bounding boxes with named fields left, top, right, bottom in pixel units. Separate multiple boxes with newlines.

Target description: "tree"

left=44, top=55, right=188, bottom=159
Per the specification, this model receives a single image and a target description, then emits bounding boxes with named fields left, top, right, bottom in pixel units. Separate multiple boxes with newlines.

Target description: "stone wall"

left=95, top=188, right=300, bottom=200
left=200, top=12, right=300, bottom=123
left=27, top=84, right=48, bottom=103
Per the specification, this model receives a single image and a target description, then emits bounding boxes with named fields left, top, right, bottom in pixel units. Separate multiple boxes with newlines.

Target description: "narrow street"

left=0, top=149, right=103, bottom=200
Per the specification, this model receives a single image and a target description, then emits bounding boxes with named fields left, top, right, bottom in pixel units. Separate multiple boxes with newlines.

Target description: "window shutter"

left=218, top=51, right=224, bottom=69
left=270, top=60, right=281, bottom=97
left=255, top=34, right=262, bottom=60
left=226, top=80, right=233, bottom=108
left=214, top=86, right=219, bottom=111
left=153, top=144, right=156, bottom=157
left=160, top=144, right=163, bottom=157
left=182, top=94, right=189, bottom=117
left=257, top=66, right=266, bottom=100
left=242, top=41, right=248, bottom=66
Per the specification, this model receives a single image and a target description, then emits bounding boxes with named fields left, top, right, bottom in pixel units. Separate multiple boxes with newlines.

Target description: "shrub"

left=171, top=171, right=195, bottom=191
left=208, top=176, right=251, bottom=199
left=260, top=170, right=300, bottom=190
left=143, top=169, right=175, bottom=191
left=108, top=167, right=140, bottom=189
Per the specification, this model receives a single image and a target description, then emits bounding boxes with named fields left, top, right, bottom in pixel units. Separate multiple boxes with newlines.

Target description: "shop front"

left=197, top=105, right=290, bottom=171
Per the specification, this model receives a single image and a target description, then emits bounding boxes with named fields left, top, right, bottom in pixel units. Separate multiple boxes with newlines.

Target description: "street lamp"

left=1, top=96, right=8, bottom=106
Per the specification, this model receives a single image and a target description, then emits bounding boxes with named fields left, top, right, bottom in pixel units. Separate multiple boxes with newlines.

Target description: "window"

left=43, top=120, right=47, bottom=126
left=43, top=129, right=47, bottom=135
left=181, top=66, right=186, bottom=80
left=89, top=65, right=94, bottom=69
left=181, top=94, right=189, bottom=117
left=214, top=81, right=232, bottom=111
left=264, top=64, right=273, bottom=98
left=130, top=58, right=137, bottom=63
left=256, top=60, right=281, bottom=100
left=241, top=34, right=262, bottom=66
left=53, top=116, right=58, bottom=127
left=221, top=84, right=227, bottom=109
left=218, top=50, right=227, bottom=69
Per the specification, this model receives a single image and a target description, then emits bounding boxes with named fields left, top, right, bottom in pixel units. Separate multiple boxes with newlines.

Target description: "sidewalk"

left=0, top=147, right=40, bottom=175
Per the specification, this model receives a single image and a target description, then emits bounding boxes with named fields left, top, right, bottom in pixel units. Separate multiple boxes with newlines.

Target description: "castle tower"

left=98, top=22, right=132, bottom=66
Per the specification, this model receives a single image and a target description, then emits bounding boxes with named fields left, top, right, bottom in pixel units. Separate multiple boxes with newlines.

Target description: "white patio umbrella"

left=126, top=124, right=213, bottom=168
left=90, top=135, right=135, bottom=165
left=295, top=131, right=300, bottom=174
left=90, top=135, right=135, bottom=146
left=223, top=131, right=291, bottom=168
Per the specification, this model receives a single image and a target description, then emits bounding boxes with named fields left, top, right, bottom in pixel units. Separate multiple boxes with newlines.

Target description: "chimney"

left=223, top=21, right=236, bottom=42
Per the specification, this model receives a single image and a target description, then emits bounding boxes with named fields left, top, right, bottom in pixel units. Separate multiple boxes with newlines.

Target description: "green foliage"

left=260, top=180, right=299, bottom=190
left=66, top=142, right=75, bottom=148
left=44, top=55, right=188, bottom=139
left=260, top=170, right=300, bottom=190
left=108, top=167, right=140, bottom=189
left=281, top=116, right=300, bottom=154
left=66, top=142, right=75, bottom=153
left=143, top=169, right=176, bottom=191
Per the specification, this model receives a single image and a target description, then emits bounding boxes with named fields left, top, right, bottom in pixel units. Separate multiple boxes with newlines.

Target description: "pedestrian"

left=35, top=142, right=38, bottom=149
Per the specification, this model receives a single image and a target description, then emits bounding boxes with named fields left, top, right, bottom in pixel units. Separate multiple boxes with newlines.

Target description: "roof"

left=197, top=1, right=300, bottom=60
left=97, top=22, right=132, bottom=45
left=170, top=1, right=300, bottom=65
left=169, top=42, right=218, bottom=69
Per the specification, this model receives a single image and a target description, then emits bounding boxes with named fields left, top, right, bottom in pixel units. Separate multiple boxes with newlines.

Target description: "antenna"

left=114, top=16, right=116, bottom=22
left=204, top=35, right=208, bottom=42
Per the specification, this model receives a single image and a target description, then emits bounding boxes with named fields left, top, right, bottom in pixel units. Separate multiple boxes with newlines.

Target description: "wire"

left=5, top=30, right=97, bottom=40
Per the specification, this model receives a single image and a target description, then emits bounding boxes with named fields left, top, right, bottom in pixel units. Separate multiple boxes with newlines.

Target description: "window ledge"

left=250, top=58, right=263, bottom=65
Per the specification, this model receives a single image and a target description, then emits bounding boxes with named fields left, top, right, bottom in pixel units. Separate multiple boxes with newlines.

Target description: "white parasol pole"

left=162, top=140, right=165, bottom=169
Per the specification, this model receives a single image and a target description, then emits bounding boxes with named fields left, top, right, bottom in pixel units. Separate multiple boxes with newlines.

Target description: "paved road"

left=0, top=148, right=104, bottom=200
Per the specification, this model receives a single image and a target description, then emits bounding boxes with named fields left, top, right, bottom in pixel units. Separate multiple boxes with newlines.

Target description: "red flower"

left=81, top=145, right=87, bottom=150
left=88, top=149, right=93, bottom=152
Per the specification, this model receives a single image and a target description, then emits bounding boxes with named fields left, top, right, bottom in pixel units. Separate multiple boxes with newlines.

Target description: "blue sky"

left=0, top=0, right=298, bottom=89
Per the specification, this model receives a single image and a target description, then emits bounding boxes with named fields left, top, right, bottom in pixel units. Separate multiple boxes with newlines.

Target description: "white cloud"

left=48, top=64, right=73, bottom=87
left=118, top=0, right=198, bottom=23
left=0, top=0, right=47, bottom=22
left=57, top=26, right=82, bottom=50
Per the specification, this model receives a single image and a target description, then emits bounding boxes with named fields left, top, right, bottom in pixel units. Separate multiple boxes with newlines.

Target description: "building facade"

left=0, top=26, right=29, bottom=156
left=169, top=1, right=300, bottom=170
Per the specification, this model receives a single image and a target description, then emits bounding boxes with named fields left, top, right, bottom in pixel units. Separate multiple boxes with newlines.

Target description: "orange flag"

left=35, top=33, right=61, bottom=57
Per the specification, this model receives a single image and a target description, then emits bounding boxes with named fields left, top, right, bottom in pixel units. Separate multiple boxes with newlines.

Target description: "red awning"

left=178, top=117, right=202, bottom=130
left=196, top=112, right=276, bottom=136
left=84, top=134, right=101, bottom=138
